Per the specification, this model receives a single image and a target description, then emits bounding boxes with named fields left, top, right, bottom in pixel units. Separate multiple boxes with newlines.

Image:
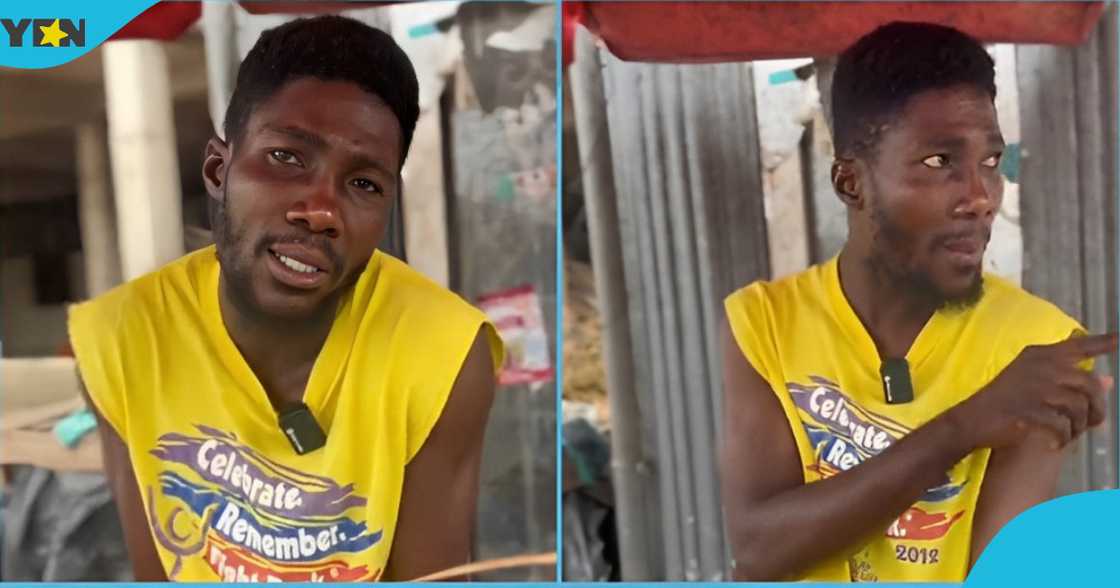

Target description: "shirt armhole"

left=405, top=319, right=500, bottom=464
left=68, top=301, right=128, bottom=441
left=724, top=288, right=815, bottom=478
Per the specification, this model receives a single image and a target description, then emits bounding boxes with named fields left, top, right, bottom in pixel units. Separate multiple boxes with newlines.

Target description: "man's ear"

left=831, top=158, right=865, bottom=210
left=202, top=136, right=230, bottom=203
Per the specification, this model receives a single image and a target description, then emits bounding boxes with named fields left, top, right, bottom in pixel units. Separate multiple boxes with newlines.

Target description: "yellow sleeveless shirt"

left=724, top=257, right=1083, bottom=582
left=69, top=246, right=502, bottom=582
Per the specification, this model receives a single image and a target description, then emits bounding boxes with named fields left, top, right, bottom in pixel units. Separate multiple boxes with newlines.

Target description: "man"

left=69, top=16, right=502, bottom=582
left=720, top=22, right=1116, bottom=582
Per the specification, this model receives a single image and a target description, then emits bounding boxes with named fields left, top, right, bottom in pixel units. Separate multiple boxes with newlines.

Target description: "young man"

left=69, top=16, right=502, bottom=582
left=720, top=22, right=1117, bottom=582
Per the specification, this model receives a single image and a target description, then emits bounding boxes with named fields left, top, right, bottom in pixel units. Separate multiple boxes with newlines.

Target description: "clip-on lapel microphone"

left=880, top=358, right=914, bottom=404
left=278, top=402, right=327, bottom=455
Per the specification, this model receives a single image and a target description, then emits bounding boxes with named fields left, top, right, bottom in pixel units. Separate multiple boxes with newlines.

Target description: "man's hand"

left=968, top=333, right=1116, bottom=569
left=947, top=333, right=1117, bottom=451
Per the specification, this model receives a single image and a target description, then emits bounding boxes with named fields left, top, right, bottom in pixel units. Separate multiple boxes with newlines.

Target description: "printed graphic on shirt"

left=145, top=425, right=382, bottom=582
left=850, top=549, right=879, bottom=582
left=788, top=377, right=968, bottom=543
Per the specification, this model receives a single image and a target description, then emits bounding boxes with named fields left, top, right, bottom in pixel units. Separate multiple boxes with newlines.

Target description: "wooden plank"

left=0, top=396, right=84, bottom=432
left=0, top=429, right=102, bottom=472
left=1, top=357, right=81, bottom=413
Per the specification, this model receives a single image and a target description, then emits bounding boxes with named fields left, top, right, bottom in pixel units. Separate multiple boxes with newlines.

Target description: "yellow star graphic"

left=38, top=19, right=69, bottom=47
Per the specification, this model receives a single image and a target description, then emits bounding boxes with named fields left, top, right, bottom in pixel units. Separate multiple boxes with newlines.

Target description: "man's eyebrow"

left=261, top=123, right=397, bottom=175
left=260, top=124, right=327, bottom=148
left=350, top=154, right=395, bottom=177
left=917, top=133, right=1006, bottom=151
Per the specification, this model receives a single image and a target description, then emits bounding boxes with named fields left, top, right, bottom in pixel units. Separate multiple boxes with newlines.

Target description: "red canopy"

left=110, top=1, right=201, bottom=41
left=566, top=1, right=1106, bottom=64
left=237, top=2, right=388, bottom=15
left=108, top=1, right=393, bottom=41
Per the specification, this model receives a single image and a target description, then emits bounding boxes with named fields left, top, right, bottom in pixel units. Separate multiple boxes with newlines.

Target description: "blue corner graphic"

left=967, top=488, right=1120, bottom=586
left=0, top=0, right=160, bottom=69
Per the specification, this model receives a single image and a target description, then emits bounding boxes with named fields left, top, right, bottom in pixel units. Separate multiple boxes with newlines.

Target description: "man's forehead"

left=251, top=78, right=393, bottom=122
left=242, top=79, right=402, bottom=153
left=886, top=85, right=1002, bottom=143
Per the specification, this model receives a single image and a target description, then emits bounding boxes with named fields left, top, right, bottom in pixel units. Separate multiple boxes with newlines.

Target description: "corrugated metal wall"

left=1016, top=4, right=1119, bottom=493
left=596, top=46, right=771, bottom=581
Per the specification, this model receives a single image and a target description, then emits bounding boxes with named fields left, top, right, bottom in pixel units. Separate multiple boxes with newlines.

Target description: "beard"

left=209, top=194, right=275, bottom=323
left=867, top=205, right=984, bottom=312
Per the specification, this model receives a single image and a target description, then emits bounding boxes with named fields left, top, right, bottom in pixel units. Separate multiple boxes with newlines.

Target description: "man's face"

left=858, top=84, right=1004, bottom=308
left=207, top=77, right=402, bottom=322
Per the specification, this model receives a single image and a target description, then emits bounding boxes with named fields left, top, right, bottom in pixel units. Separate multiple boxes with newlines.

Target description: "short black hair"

left=831, top=21, right=996, bottom=158
left=223, top=15, right=420, bottom=166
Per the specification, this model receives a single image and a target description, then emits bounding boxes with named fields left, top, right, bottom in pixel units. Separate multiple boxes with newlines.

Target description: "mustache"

left=256, top=232, right=343, bottom=271
left=932, top=226, right=992, bottom=248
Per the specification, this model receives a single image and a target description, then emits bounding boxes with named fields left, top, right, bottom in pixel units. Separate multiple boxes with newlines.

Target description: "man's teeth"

left=275, top=253, right=319, bottom=274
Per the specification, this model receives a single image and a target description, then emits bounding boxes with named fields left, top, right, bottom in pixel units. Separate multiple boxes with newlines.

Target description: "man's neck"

left=218, top=280, right=336, bottom=409
left=836, top=246, right=938, bottom=359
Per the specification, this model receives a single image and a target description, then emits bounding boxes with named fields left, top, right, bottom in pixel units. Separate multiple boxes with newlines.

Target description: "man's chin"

left=252, top=289, right=334, bottom=322
left=938, top=274, right=985, bottom=312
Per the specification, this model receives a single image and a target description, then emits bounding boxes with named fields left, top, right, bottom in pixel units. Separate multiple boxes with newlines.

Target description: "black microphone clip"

left=278, top=402, right=327, bottom=455
left=880, top=357, right=914, bottom=405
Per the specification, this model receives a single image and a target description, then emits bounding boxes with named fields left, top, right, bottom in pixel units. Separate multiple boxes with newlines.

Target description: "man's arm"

left=720, top=320, right=1113, bottom=581
left=382, top=327, right=496, bottom=581
left=968, top=433, right=1064, bottom=569
left=719, top=319, right=972, bottom=581
left=970, top=356, right=1111, bottom=568
left=79, top=378, right=169, bottom=581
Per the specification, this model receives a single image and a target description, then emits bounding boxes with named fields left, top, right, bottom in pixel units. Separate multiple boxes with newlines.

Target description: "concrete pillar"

left=200, top=0, right=236, bottom=137
left=75, top=121, right=122, bottom=297
left=102, top=40, right=185, bottom=280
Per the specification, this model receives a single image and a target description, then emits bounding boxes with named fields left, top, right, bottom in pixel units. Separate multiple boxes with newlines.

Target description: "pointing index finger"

left=1055, top=332, right=1120, bottom=359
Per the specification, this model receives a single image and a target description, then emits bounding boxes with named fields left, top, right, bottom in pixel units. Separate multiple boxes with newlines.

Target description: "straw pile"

left=563, top=259, right=609, bottom=424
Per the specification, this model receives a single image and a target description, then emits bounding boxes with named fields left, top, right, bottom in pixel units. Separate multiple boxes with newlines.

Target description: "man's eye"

left=351, top=178, right=382, bottom=194
left=981, top=154, right=1002, bottom=168
left=269, top=150, right=300, bottom=165
left=921, top=154, right=950, bottom=169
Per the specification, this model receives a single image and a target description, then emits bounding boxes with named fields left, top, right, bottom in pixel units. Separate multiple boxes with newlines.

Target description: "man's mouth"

left=943, top=238, right=983, bottom=255
left=940, top=233, right=988, bottom=267
left=264, top=243, right=332, bottom=289
left=272, top=250, right=322, bottom=274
